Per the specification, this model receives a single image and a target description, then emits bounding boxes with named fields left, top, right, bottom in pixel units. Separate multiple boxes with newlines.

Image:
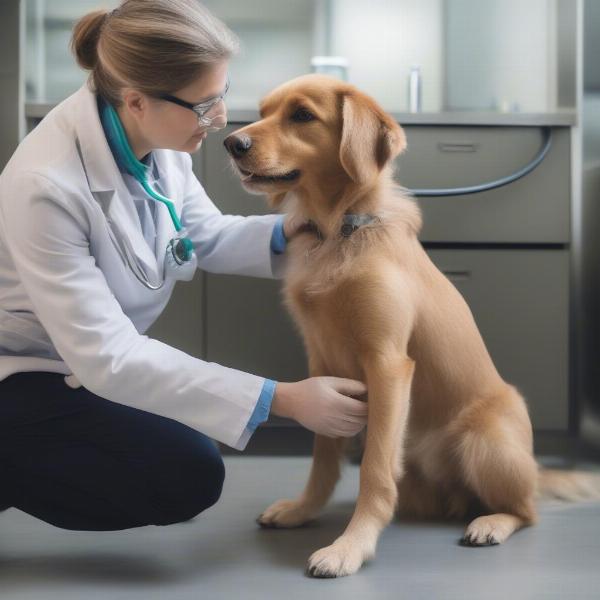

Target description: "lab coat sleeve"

left=180, top=154, right=287, bottom=279
left=270, top=215, right=288, bottom=255
left=237, top=378, right=276, bottom=450
left=0, top=172, right=268, bottom=451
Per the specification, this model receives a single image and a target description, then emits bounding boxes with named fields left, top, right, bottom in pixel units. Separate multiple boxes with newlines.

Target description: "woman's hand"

left=271, top=377, right=368, bottom=438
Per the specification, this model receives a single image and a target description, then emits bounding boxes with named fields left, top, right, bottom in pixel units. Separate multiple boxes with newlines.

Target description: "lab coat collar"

left=73, top=82, right=172, bottom=283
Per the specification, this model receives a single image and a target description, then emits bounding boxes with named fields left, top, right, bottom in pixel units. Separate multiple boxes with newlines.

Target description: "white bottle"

left=408, top=66, right=422, bottom=113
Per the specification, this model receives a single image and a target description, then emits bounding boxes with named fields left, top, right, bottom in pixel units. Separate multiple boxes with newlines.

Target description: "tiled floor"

left=1, top=455, right=600, bottom=599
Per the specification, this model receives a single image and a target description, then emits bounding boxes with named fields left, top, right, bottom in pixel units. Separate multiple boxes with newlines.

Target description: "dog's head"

left=224, top=74, right=406, bottom=207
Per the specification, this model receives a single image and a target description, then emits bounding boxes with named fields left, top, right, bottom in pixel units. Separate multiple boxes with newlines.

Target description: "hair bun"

left=70, top=9, right=109, bottom=71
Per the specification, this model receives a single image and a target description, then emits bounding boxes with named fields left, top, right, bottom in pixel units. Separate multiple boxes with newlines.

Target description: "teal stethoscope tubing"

left=103, top=102, right=195, bottom=289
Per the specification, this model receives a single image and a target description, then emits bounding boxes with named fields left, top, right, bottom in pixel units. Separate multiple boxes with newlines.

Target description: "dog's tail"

left=536, top=467, right=600, bottom=502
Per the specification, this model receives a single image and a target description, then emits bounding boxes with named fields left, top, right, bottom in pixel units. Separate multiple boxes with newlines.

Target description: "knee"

left=187, top=449, right=226, bottom=517
left=153, top=436, right=226, bottom=525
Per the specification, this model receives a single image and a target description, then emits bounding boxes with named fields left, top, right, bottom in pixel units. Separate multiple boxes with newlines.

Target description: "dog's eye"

left=291, top=108, right=315, bottom=123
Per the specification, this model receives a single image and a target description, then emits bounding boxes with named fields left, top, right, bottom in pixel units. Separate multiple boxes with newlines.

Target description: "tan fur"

left=537, top=468, right=600, bottom=502
left=225, top=74, right=600, bottom=577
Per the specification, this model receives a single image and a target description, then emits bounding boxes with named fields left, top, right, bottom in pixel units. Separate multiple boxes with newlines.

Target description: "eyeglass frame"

left=158, top=78, right=230, bottom=126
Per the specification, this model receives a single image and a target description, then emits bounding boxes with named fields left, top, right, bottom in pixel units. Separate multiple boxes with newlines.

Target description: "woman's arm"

left=179, top=154, right=287, bottom=279
left=0, top=171, right=270, bottom=450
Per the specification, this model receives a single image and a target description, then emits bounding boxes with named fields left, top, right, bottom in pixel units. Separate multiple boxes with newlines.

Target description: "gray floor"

left=2, top=455, right=600, bottom=600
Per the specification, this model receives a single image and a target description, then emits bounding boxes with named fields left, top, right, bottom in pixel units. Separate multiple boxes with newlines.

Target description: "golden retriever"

left=224, top=74, right=600, bottom=578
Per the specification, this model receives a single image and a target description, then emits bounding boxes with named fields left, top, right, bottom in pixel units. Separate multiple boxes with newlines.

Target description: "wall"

left=445, top=0, right=558, bottom=112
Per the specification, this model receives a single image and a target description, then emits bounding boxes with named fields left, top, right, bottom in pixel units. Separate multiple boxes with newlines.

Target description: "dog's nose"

left=223, top=133, right=252, bottom=158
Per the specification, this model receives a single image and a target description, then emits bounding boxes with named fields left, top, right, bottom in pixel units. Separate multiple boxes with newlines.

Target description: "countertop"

left=25, top=103, right=578, bottom=127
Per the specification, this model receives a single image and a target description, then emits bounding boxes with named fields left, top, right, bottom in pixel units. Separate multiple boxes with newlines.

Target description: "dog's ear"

left=339, top=92, right=407, bottom=185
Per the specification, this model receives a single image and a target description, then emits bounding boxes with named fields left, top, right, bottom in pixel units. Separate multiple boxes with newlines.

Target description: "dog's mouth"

left=237, top=166, right=301, bottom=184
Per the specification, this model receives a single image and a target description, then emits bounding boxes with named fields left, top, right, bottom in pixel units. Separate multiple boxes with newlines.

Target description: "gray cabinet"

left=0, top=1, right=22, bottom=171
left=180, top=123, right=571, bottom=434
left=204, top=275, right=308, bottom=382
left=398, top=126, right=571, bottom=244
left=145, top=272, right=205, bottom=359
left=428, top=248, right=569, bottom=430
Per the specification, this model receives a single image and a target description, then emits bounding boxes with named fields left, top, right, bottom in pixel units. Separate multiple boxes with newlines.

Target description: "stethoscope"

left=100, top=100, right=197, bottom=290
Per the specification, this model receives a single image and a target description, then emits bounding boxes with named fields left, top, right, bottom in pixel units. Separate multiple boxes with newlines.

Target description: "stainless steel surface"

left=0, top=0, right=23, bottom=171
left=557, top=0, right=578, bottom=109
left=578, top=0, right=600, bottom=452
left=25, top=103, right=579, bottom=127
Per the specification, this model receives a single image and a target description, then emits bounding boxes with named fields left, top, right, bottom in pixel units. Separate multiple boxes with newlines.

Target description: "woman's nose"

left=223, top=133, right=252, bottom=158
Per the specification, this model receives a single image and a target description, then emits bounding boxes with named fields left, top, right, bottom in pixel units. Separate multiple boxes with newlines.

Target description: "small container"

left=310, top=56, right=349, bottom=81
left=408, top=66, right=422, bottom=113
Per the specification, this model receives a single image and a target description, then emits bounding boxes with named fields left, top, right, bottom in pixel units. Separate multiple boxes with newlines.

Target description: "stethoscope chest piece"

left=165, top=230, right=197, bottom=282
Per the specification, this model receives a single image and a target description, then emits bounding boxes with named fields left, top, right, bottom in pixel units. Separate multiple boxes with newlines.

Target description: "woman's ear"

left=122, top=88, right=146, bottom=118
left=339, top=92, right=407, bottom=185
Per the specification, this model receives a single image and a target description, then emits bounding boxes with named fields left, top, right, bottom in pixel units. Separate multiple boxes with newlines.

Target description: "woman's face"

left=138, top=61, right=229, bottom=154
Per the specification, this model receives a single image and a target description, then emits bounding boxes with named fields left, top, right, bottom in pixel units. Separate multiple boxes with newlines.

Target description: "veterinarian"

left=0, top=0, right=368, bottom=531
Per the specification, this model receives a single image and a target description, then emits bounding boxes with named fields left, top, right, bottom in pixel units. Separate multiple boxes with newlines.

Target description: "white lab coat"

left=0, top=81, right=286, bottom=450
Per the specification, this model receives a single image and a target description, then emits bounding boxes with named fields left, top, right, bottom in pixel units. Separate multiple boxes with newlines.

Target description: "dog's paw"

left=460, top=515, right=512, bottom=546
left=256, top=499, right=315, bottom=529
left=305, top=539, right=372, bottom=578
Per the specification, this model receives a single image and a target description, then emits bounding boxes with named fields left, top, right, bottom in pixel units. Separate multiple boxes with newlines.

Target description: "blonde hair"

left=70, top=0, right=239, bottom=105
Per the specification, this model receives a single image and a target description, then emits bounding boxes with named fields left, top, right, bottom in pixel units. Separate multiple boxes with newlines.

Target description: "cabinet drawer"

left=205, top=274, right=308, bottom=382
left=396, top=126, right=571, bottom=243
left=427, top=248, right=569, bottom=430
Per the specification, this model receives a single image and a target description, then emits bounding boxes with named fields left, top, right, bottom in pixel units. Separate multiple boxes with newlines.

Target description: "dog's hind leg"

left=455, top=405, right=539, bottom=546
left=396, top=465, right=448, bottom=520
left=306, top=354, right=415, bottom=577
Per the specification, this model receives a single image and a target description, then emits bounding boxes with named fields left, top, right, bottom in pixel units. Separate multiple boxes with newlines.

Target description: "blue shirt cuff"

left=270, top=216, right=288, bottom=255
left=246, top=378, right=276, bottom=432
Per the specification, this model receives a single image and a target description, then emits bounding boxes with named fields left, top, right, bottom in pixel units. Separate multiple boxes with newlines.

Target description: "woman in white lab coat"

left=0, top=0, right=367, bottom=530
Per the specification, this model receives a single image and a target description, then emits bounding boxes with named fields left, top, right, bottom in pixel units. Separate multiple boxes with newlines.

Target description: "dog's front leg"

left=306, top=354, right=415, bottom=578
left=257, top=357, right=347, bottom=529
left=257, top=434, right=347, bottom=528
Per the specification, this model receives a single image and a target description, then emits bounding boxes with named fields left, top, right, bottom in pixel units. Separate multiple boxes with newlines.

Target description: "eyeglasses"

left=159, top=79, right=229, bottom=131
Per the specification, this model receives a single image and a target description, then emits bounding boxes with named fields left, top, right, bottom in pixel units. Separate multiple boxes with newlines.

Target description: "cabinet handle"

left=437, top=142, right=478, bottom=153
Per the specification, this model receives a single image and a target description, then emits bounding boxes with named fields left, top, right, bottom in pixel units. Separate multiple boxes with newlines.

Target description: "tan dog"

left=224, top=74, right=600, bottom=578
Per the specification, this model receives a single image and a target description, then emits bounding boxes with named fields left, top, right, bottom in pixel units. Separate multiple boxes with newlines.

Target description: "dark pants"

left=0, top=371, right=225, bottom=531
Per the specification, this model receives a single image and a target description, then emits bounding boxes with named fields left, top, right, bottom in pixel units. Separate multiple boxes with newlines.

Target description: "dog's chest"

left=283, top=275, right=336, bottom=324
left=282, top=266, right=366, bottom=376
